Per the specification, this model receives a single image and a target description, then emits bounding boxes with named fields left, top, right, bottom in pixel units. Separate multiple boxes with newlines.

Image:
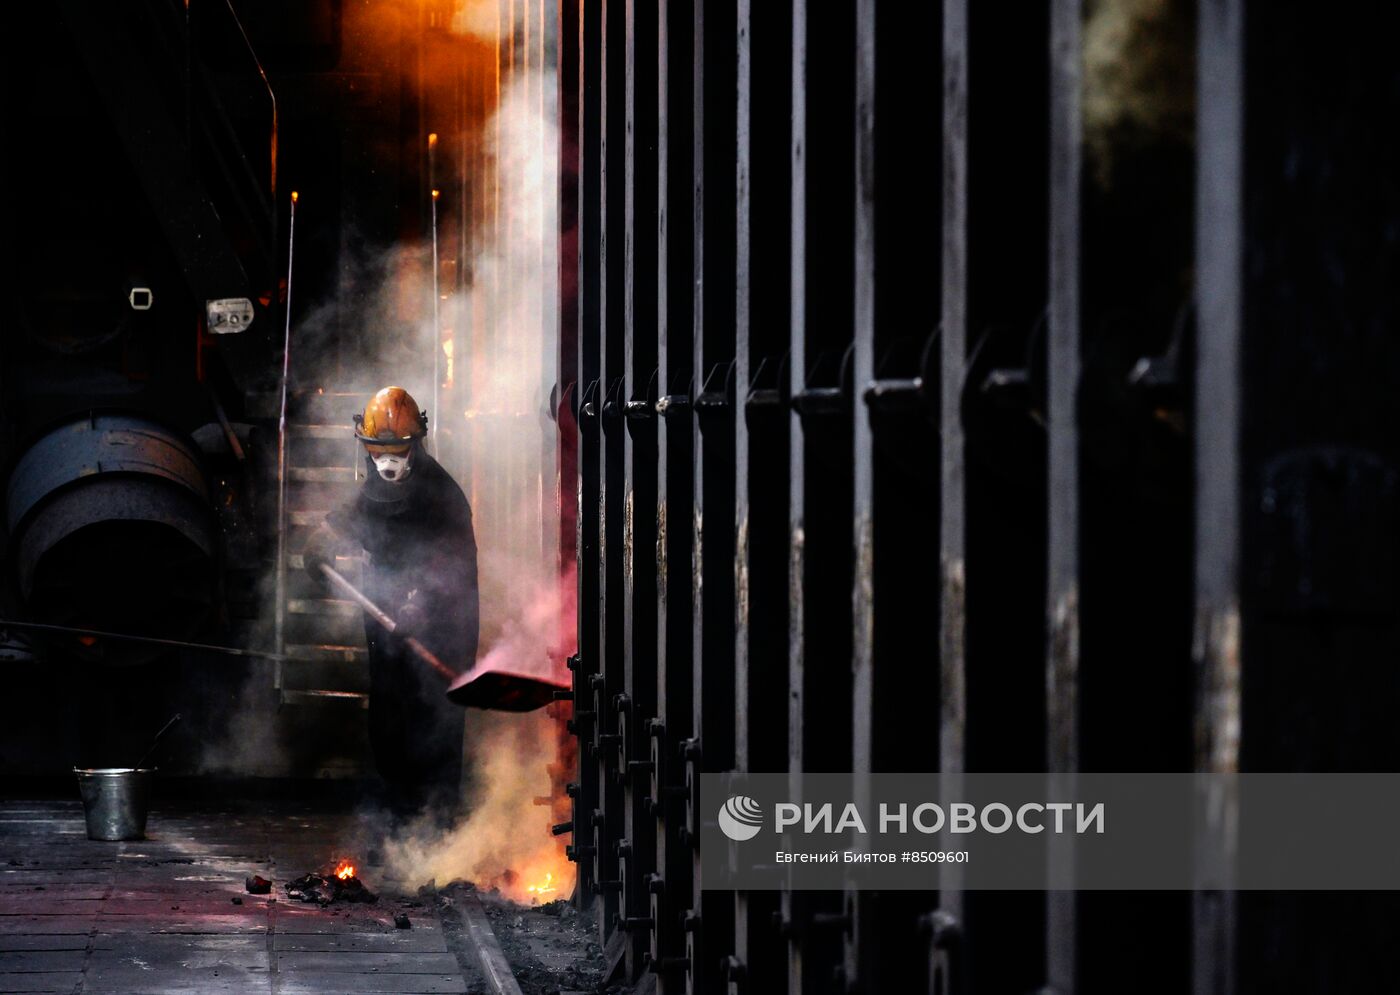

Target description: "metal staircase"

left=275, top=390, right=373, bottom=707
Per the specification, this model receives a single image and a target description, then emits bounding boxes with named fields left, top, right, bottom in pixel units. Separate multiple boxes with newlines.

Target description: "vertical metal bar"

left=477, top=43, right=491, bottom=512
left=689, top=1, right=738, bottom=989
left=938, top=0, right=968, bottom=988
left=430, top=179, right=441, bottom=454
left=1046, top=0, right=1081, bottom=989
left=656, top=0, right=678, bottom=972
left=733, top=0, right=752, bottom=776
left=467, top=51, right=478, bottom=500
left=733, top=1, right=755, bottom=990
left=732, top=3, right=790, bottom=987
left=621, top=0, right=641, bottom=968
left=850, top=0, right=875, bottom=800
left=655, top=2, right=695, bottom=989
left=620, top=0, right=660, bottom=976
left=690, top=1, right=713, bottom=988
left=785, top=2, right=807, bottom=990
left=597, top=0, right=629, bottom=939
left=558, top=0, right=580, bottom=579
left=848, top=0, right=875, bottom=987
left=577, top=0, right=604, bottom=909
left=519, top=0, right=533, bottom=557
left=495, top=0, right=510, bottom=569
left=541, top=0, right=560, bottom=567
left=273, top=188, right=299, bottom=689
left=1193, top=0, right=1243, bottom=992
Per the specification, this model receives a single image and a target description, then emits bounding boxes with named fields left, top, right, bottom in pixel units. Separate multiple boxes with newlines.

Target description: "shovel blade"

left=445, top=667, right=568, bottom=712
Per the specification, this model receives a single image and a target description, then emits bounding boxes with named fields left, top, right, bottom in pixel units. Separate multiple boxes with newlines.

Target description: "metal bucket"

left=74, top=768, right=153, bottom=840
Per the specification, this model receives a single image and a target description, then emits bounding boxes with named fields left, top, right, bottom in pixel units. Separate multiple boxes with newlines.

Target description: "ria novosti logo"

left=718, top=796, right=764, bottom=841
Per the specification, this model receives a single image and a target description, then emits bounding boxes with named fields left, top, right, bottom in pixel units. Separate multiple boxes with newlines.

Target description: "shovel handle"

left=405, top=636, right=459, bottom=682
left=318, top=564, right=458, bottom=682
left=319, top=563, right=396, bottom=630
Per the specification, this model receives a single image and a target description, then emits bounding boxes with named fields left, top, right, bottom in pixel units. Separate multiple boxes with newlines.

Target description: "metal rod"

left=316, top=564, right=458, bottom=682
left=205, top=383, right=246, bottom=462
left=0, top=618, right=305, bottom=663
left=134, top=713, right=182, bottom=770
left=939, top=0, right=970, bottom=956
left=1047, top=0, right=1082, bottom=983
left=273, top=189, right=299, bottom=689
left=430, top=131, right=441, bottom=456
left=1194, top=0, right=1244, bottom=991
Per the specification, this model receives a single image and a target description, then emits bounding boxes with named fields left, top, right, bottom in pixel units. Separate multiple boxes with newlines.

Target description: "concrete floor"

left=0, top=797, right=475, bottom=994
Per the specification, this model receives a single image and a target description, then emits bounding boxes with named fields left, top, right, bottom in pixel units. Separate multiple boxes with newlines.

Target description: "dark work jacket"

left=309, top=451, right=479, bottom=672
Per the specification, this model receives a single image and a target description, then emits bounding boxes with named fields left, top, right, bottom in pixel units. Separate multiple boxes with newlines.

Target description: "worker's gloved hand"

left=395, top=594, right=427, bottom=640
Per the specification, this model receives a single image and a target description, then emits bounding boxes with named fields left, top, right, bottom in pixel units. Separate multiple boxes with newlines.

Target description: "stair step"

left=289, top=389, right=372, bottom=423
left=288, top=510, right=328, bottom=527
left=280, top=689, right=370, bottom=708
left=286, top=553, right=364, bottom=572
left=287, top=598, right=360, bottom=617
left=289, top=466, right=356, bottom=483
left=284, top=615, right=368, bottom=647
left=285, top=643, right=368, bottom=662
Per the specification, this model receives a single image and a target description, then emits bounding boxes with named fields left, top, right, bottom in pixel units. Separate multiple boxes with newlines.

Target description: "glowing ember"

left=335, top=860, right=356, bottom=881
left=526, top=872, right=556, bottom=896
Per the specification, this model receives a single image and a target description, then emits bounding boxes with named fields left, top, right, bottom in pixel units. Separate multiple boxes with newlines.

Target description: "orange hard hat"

left=353, top=386, right=428, bottom=450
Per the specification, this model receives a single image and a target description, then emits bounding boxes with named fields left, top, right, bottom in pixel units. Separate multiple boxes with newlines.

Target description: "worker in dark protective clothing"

left=301, top=386, right=478, bottom=818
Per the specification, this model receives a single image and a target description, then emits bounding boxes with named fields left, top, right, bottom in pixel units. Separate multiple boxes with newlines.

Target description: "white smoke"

left=378, top=33, right=575, bottom=901
left=1083, top=0, right=1195, bottom=185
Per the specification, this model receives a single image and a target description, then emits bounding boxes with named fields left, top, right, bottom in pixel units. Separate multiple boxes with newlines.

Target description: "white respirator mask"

left=371, top=450, right=413, bottom=483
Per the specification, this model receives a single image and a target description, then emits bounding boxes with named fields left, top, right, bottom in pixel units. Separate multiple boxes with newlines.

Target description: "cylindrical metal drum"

left=5, top=414, right=218, bottom=664
left=74, top=767, right=154, bottom=840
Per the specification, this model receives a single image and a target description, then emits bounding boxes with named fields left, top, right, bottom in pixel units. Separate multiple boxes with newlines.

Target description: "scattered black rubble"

left=394, top=912, right=412, bottom=929
left=245, top=875, right=272, bottom=895
left=285, top=871, right=378, bottom=906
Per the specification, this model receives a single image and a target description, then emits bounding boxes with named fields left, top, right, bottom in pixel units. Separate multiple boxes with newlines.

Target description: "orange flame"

left=525, top=871, right=557, bottom=897
left=334, top=860, right=356, bottom=880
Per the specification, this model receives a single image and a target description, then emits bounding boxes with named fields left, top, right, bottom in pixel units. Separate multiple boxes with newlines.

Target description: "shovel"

left=318, top=564, right=458, bottom=682
left=445, top=664, right=567, bottom=712
left=318, top=564, right=566, bottom=712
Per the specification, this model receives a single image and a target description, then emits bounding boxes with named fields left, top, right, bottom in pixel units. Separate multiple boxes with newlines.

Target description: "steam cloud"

left=1083, top=0, right=1195, bottom=186
left=374, top=13, right=574, bottom=903
left=203, top=0, right=574, bottom=905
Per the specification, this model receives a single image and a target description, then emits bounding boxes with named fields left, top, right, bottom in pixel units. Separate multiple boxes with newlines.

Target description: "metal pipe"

left=430, top=181, right=442, bottom=455
left=273, top=189, right=299, bottom=688
left=134, top=713, right=183, bottom=770
left=219, top=0, right=277, bottom=196
left=429, top=131, right=440, bottom=456
left=316, top=563, right=458, bottom=682
left=205, top=383, right=246, bottom=462
left=0, top=618, right=307, bottom=663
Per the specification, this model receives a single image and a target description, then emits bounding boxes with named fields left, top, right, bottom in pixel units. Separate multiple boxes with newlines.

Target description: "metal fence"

left=555, top=0, right=1400, bottom=992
